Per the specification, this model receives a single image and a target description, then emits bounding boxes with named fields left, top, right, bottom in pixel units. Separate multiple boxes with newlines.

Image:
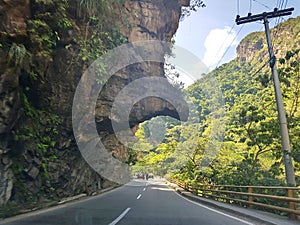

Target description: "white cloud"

left=203, top=26, right=238, bottom=68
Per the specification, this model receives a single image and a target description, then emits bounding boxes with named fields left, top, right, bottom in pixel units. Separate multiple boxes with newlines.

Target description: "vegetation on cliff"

left=0, top=0, right=191, bottom=218
left=0, top=0, right=129, bottom=217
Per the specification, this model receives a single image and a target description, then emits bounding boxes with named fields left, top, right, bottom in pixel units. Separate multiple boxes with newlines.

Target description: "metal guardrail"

left=169, top=179, right=300, bottom=220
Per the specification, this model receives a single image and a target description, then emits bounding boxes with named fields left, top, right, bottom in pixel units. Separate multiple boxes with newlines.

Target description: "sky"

left=174, top=0, right=300, bottom=77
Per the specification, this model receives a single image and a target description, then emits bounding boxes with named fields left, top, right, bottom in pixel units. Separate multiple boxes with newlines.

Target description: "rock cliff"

left=236, top=17, right=300, bottom=62
left=0, top=0, right=190, bottom=211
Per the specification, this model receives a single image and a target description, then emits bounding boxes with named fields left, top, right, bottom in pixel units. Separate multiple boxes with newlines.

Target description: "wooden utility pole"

left=236, top=8, right=296, bottom=186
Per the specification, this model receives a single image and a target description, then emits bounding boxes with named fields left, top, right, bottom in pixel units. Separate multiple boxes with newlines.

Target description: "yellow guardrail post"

left=288, top=189, right=296, bottom=220
left=248, top=187, right=253, bottom=208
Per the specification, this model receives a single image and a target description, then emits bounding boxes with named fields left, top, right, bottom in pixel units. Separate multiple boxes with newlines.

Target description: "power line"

left=272, top=0, right=290, bottom=52
left=279, top=0, right=285, bottom=9
left=284, top=0, right=289, bottom=9
left=211, top=23, right=236, bottom=65
left=214, top=25, right=244, bottom=69
left=276, top=0, right=283, bottom=9
left=253, top=0, right=271, bottom=10
left=213, top=0, right=289, bottom=74
left=235, top=10, right=289, bottom=79
left=275, top=0, right=288, bottom=25
left=250, top=60, right=268, bottom=77
left=226, top=1, right=291, bottom=83
left=205, top=23, right=238, bottom=72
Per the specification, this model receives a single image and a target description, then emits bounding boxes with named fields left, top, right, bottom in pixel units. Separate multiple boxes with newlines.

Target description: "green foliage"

left=0, top=202, right=22, bottom=218
left=114, top=0, right=125, bottom=3
left=78, top=30, right=111, bottom=62
left=28, top=19, right=56, bottom=49
left=77, top=0, right=126, bottom=17
left=3, top=0, right=130, bottom=211
left=24, top=0, right=71, bottom=79
left=278, top=49, right=300, bottom=165
left=78, top=0, right=112, bottom=17
left=8, top=43, right=31, bottom=67
left=180, top=0, right=206, bottom=20
left=15, top=95, right=60, bottom=157
left=75, top=9, right=127, bottom=84
left=13, top=93, right=61, bottom=200
left=27, top=18, right=56, bottom=65
left=35, top=0, right=54, bottom=3
left=57, top=17, right=72, bottom=29
left=132, top=17, right=300, bottom=191
left=77, top=17, right=127, bottom=63
left=164, top=63, right=185, bottom=89
left=11, top=160, right=24, bottom=176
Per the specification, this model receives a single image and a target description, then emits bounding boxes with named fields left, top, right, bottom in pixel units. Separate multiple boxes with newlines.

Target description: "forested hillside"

left=132, top=16, right=300, bottom=186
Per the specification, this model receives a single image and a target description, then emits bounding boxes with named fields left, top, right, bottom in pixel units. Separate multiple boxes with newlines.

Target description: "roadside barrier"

left=169, top=179, right=300, bottom=220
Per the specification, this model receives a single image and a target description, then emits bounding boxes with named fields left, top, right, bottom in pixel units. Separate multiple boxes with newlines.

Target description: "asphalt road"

left=0, top=179, right=256, bottom=225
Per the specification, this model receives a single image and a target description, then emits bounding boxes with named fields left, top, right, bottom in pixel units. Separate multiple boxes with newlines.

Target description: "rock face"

left=0, top=0, right=189, bottom=207
left=236, top=32, right=265, bottom=62
left=0, top=0, right=29, bottom=205
left=236, top=17, right=300, bottom=62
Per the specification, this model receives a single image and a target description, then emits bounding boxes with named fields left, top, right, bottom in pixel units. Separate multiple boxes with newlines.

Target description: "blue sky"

left=174, top=0, right=300, bottom=72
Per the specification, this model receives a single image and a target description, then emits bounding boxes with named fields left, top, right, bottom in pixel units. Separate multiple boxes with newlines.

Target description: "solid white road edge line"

left=137, top=194, right=142, bottom=199
left=108, top=207, right=131, bottom=225
left=0, top=186, right=123, bottom=225
left=174, top=191, right=254, bottom=225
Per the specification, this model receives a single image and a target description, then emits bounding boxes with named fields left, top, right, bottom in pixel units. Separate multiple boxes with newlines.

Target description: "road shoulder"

left=166, top=181, right=299, bottom=225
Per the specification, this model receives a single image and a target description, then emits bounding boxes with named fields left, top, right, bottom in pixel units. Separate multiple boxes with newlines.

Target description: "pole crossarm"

left=236, top=8, right=294, bottom=25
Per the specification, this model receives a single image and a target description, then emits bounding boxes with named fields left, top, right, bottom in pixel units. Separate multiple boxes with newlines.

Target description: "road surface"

left=0, top=179, right=256, bottom=225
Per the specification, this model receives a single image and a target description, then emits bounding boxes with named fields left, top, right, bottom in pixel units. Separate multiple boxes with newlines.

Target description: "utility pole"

left=236, top=8, right=296, bottom=186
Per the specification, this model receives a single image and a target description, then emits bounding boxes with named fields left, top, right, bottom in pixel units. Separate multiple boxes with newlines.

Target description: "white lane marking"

left=137, top=194, right=142, bottom=199
left=0, top=186, right=123, bottom=225
left=174, top=191, right=254, bottom=225
left=108, top=207, right=131, bottom=225
left=143, top=188, right=146, bottom=191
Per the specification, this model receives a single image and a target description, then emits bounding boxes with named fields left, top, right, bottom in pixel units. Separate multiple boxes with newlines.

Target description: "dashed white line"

left=108, top=207, right=131, bottom=225
left=143, top=188, right=146, bottom=191
left=137, top=194, right=142, bottom=199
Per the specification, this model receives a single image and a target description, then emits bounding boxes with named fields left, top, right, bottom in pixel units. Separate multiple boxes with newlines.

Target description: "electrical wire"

left=214, top=25, right=244, bottom=69
left=284, top=0, right=288, bottom=9
left=204, top=23, right=237, bottom=72
left=279, top=0, right=285, bottom=9
left=276, top=0, right=282, bottom=9
left=250, top=60, right=269, bottom=77
left=222, top=0, right=292, bottom=90
left=212, top=23, right=236, bottom=63
left=272, top=0, right=289, bottom=52
left=252, top=0, right=271, bottom=10
left=213, top=0, right=289, bottom=77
